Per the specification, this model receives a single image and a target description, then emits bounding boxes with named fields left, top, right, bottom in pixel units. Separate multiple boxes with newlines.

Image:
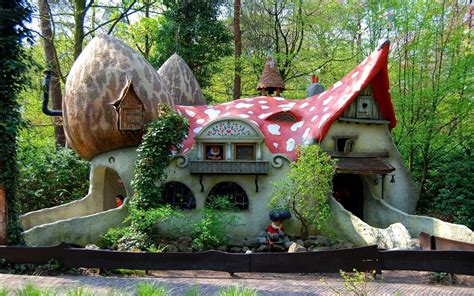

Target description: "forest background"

left=14, top=0, right=473, bottom=230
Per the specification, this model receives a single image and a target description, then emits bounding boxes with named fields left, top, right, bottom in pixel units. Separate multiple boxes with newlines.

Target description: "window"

left=268, top=112, right=297, bottom=122
left=205, top=144, right=225, bottom=160
left=207, top=182, right=249, bottom=210
left=333, top=136, right=357, bottom=153
left=161, top=182, right=196, bottom=209
left=234, top=144, right=255, bottom=160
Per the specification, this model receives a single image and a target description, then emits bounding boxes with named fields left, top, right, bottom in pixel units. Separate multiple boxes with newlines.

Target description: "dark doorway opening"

left=333, top=174, right=364, bottom=219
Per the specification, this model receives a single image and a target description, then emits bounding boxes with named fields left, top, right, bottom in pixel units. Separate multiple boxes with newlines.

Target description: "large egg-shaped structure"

left=63, top=34, right=174, bottom=160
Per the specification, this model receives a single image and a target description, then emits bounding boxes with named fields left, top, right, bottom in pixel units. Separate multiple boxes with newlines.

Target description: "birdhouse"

left=111, top=79, right=146, bottom=131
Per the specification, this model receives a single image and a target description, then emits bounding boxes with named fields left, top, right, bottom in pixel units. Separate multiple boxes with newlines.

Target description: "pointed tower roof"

left=157, top=53, right=206, bottom=106
left=257, top=53, right=285, bottom=94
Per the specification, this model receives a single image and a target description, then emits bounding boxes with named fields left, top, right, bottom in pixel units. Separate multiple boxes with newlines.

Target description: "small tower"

left=257, top=52, right=285, bottom=96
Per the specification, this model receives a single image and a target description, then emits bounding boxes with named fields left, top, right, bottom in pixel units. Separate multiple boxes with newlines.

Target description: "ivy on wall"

left=120, top=104, right=189, bottom=249
left=0, top=0, right=33, bottom=244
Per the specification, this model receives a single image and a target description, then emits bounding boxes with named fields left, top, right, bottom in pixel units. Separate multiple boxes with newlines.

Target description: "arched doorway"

left=207, top=182, right=249, bottom=210
left=333, top=174, right=364, bottom=219
left=101, top=167, right=126, bottom=210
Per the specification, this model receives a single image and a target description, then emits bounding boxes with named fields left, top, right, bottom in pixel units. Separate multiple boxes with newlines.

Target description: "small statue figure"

left=266, top=209, right=292, bottom=250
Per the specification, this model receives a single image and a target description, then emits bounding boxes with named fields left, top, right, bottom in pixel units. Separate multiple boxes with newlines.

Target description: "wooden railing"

left=1, top=244, right=473, bottom=275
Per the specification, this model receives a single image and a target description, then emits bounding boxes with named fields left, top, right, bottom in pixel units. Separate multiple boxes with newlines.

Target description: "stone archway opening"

left=99, top=167, right=127, bottom=210
left=207, top=182, right=249, bottom=210
left=332, top=174, right=364, bottom=219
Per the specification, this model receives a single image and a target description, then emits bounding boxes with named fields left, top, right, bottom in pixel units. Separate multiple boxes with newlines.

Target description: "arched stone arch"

left=91, top=166, right=127, bottom=211
left=207, top=182, right=249, bottom=210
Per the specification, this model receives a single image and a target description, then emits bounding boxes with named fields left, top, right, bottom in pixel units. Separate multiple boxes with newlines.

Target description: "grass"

left=135, top=282, right=168, bottom=296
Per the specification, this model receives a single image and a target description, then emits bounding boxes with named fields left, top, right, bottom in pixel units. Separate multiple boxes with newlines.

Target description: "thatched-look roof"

left=257, top=56, right=285, bottom=91
left=158, top=53, right=206, bottom=106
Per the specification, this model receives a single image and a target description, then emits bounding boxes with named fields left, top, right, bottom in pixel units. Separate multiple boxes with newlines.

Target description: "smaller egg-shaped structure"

left=63, top=34, right=174, bottom=160
left=158, top=53, right=206, bottom=106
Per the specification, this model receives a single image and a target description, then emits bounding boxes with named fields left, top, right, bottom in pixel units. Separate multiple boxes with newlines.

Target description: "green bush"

left=16, top=146, right=89, bottom=213
left=191, top=196, right=238, bottom=251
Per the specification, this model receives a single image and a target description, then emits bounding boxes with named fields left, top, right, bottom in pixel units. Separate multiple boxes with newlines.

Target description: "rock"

left=245, top=250, right=253, bottom=254
left=85, top=244, right=100, bottom=250
left=311, top=246, right=331, bottom=252
left=217, top=245, right=227, bottom=252
left=288, top=242, right=307, bottom=253
left=256, top=245, right=270, bottom=252
left=177, top=243, right=192, bottom=252
left=296, top=239, right=305, bottom=246
left=165, top=244, right=179, bottom=253
left=242, top=246, right=249, bottom=253
left=229, top=247, right=242, bottom=253
left=272, top=245, right=286, bottom=252
left=178, top=236, right=192, bottom=244
left=303, top=239, right=317, bottom=248
left=343, top=242, right=355, bottom=249
left=315, top=236, right=331, bottom=246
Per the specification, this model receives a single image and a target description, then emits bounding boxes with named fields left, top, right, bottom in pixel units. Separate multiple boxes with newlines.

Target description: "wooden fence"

left=0, top=243, right=473, bottom=275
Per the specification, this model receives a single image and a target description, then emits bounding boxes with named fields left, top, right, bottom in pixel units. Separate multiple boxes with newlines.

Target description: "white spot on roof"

left=351, top=71, right=360, bottom=78
left=221, top=101, right=233, bottom=105
left=323, top=107, right=329, bottom=112
left=261, top=105, right=270, bottom=110
left=259, top=113, right=272, bottom=119
left=248, top=111, right=254, bottom=114
left=196, top=118, right=205, bottom=124
left=193, top=127, right=202, bottom=133
left=278, top=102, right=296, bottom=109
left=291, top=121, right=304, bottom=131
left=332, top=81, right=343, bottom=89
left=318, top=113, right=331, bottom=129
left=267, top=124, right=281, bottom=135
left=236, top=103, right=254, bottom=109
left=286, top=138, right=296, bottom=152
left=222, top=112, right=231, bottom=117
left=311, top=115, right=319, bottom=122
left=245, top=98, right=254, bottom=102
left=185, top=110, right=196, bottom=117
left=258, top=100, right=268, bottom=104
left=204, top=109, right=221, bottom=120
left=299, top=102, right=309, bottom=109
left=273, top=143, right=279, bottom=148
left=238, top=114, right=249, bottom=118
left=310, top=106, right=315, bottom=112
left=226, top=106, right=231, bottom=110
left=323, top=96, right=333, bottom=106
left=302, top=128, right=310, bottom=140
left=274, top=97, right=286, bottom=101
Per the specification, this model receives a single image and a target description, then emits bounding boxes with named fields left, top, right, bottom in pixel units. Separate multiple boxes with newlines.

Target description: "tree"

left=233, top=0, right=241, bottom=100
left=38, top=0, right=66, bottom=147
left=270, top=145, right=335, bottom=239
left=0, top=0, right=32, bottom=244
left=153, top=0, right=232, bottom=94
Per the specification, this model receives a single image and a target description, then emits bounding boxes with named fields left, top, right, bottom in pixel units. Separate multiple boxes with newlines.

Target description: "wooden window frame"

left=233, top=143, right=256, bottom=161
left=204, top=143, right=226, bottom=161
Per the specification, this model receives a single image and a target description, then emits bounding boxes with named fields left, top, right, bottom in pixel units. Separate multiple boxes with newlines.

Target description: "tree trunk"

left=0, top=186, right=6, bottom=245
left=73, top=0, right=86, bottom=61
left=233, top=0, right=241, bottom=100
left=38, top=0, right=65, bottom=147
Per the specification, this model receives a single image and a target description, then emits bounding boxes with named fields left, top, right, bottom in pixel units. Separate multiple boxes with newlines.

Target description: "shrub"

left=16, top=146, right=89, bottom=213
left=191, top=196, right=238, bottom=251
left=270, top=145, right=335, bottom=239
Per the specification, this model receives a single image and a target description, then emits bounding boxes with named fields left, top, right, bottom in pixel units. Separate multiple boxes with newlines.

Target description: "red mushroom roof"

left=176, top=42, right=396, bottom=160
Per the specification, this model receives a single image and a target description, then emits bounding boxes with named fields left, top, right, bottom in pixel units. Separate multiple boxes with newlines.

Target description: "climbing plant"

left=270, top=145, right=335, bottom=240
left=108, top=104, right=189, bottom=250
left=0, top=0, right=33, bottom=244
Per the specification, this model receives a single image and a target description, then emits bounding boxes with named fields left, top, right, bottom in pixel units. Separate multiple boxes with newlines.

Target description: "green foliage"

left=0, top=0, right=33, bottom=244
left=418, top=149, right=474, bottom=229
left=191, top=196, right=238, bottom=251
left=152, top=0, right=232, bottom=93
left=218, top=286, right=259, bottom=296
left=16, top=147, right=89, bottom=213
left=135, top=282, right=168, bottom=296
left=335, top=269, right=379, bottom=296
left=105, top=104, right=188, bottom=251
left=17, top=283, right=55, bottom=296
left=270, top=145, right=335, bottom=239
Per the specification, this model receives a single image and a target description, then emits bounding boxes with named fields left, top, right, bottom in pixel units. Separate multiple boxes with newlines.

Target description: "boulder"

left=288, top=242, right=306, bottom=253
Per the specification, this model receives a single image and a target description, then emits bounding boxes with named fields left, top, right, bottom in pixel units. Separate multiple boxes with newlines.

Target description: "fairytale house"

left=20, top=35, right=473, bottom=248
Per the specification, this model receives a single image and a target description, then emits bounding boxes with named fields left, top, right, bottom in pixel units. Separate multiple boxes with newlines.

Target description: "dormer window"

left=111, top=79, right=145, bottom=131
left=234, top=144, right=256, bottom=160
left=333, top=135, right=358, bottom=153
left=268, top=112, right=297, bottom=122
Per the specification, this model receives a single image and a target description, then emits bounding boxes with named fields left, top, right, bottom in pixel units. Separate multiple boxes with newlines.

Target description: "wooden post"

left=0, top=186, right=7, bottom=244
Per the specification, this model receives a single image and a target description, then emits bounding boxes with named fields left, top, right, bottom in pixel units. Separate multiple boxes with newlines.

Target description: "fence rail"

left=0, top=244, right=473, bottom=275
